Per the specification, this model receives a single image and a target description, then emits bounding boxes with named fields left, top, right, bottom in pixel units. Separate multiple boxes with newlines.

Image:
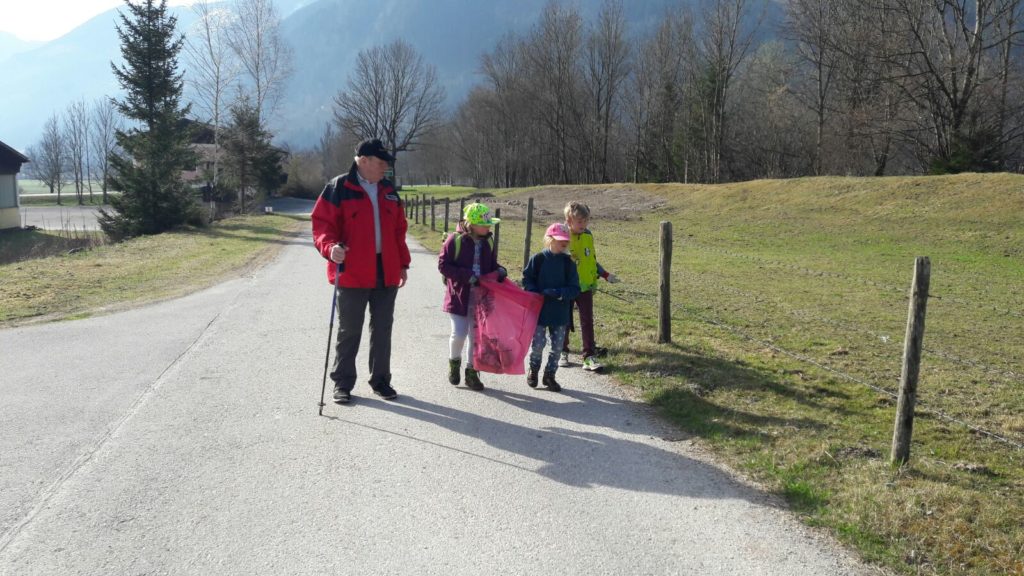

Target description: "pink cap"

left=545, top=222, right=570, bottom=241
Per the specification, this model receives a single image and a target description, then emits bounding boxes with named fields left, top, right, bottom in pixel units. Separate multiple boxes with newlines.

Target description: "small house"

left=0, top=140, right=29, bottom=230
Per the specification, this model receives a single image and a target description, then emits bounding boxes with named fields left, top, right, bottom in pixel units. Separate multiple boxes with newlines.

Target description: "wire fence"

left=409, top=195, right=1023, bottom=452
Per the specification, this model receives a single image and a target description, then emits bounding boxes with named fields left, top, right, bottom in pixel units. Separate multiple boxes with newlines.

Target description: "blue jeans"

left=529, top=324, right=567, bottom=375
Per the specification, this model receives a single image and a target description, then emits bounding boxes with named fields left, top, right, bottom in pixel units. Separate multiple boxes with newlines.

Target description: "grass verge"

left=406, top=173, right=1024, bottom=576
left=0, top=213, right=308, bottom=326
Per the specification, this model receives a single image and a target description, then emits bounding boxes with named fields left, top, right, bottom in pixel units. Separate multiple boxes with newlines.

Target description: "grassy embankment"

left=405, top=173, right=1024, bottom=576
left=0, top=213, right=307, bottom=326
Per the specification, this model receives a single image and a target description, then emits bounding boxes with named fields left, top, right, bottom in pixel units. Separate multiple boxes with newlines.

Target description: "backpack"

left=440, top=232, right=494, bottom=283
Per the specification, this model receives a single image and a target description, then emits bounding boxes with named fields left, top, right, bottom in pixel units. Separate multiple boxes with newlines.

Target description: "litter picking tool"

left=318, top=260, right=344, bottom=415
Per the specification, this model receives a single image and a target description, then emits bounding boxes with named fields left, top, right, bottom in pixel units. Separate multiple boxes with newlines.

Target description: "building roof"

left=0, top=140, right=29, bottom=165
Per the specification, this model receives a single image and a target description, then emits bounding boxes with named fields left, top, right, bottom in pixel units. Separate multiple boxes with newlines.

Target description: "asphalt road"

left=19, top=204, right=107, bottom=230
left=0, top=227, right=877, bottom=575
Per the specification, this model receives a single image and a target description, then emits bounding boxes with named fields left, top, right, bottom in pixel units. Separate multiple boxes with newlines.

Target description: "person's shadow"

left=349, top=393, right=766, bottom=504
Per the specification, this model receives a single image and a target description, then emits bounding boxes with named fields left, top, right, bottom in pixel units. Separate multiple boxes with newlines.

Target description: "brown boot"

left=464, top=367, right=484, bottom=391
left=542, top=372, right=562, bottom=392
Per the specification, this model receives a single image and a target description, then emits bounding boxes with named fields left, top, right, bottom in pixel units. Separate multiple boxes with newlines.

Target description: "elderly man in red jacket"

left=311, top=138, right=410, bottom=404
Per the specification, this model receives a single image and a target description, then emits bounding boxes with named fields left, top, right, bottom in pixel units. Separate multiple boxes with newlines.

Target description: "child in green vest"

left=561, top=201, right=619, bottom=371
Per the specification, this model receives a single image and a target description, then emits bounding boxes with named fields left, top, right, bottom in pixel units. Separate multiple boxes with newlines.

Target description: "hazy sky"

left=1, top=0, right=193, bottom=42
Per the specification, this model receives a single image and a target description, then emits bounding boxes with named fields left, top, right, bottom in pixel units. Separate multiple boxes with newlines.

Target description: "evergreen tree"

left=221, top=95, right=285, bottom=213
left=99, top=0, right=199, bottom=240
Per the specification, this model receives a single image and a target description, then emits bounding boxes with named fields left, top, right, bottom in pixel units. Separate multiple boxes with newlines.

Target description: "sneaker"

left=542, top=372, right=562, bottom=392
left=332, top=384, right=351, bottom=404
left=464, top=367, right=485, bottom=391
left=582, top=356, right=603, bottom=372
left=448, top=358, right=461, bottom=385
left=372, top=383, right=398, bottom=400
left=527, top=368, right=539, bottom=388
left=557, top=353, right=570, bottom=367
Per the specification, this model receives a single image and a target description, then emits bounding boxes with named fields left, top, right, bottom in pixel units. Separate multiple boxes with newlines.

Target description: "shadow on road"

left=344, top=394, right=768, bottom=503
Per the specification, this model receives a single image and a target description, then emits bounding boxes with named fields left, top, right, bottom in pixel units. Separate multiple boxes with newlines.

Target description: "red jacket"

left=311, top=164, right=410, bottom=288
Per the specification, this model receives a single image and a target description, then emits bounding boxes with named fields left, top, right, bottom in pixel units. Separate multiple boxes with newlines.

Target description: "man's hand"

left=469, top=275, right=479, bottom=285
left=399, top=268, right=408, bottom=288
left=606, top=273, right=620, bottom=284
left=542, top=288, right=562, bottom=300
left=329, top=243, right=347, bottom=264
left=496, top=267, right=508, bottom=283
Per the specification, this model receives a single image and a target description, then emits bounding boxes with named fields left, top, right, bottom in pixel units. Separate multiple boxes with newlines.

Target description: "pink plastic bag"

left=472, top=272, right=543, bottom=375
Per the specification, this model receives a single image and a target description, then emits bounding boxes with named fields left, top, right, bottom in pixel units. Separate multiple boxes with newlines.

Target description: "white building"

left=0, top=140, right=29, bottom=230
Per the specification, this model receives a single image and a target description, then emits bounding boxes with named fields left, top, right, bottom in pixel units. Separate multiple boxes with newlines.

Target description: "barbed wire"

left=673, top=274, right=1024, bottom=386
left=596, top=283, right=1024, bottom=451
left=680, top=240, right=1024, bottom=319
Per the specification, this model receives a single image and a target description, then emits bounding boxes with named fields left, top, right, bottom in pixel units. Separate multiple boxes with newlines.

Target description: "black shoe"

left=332, top=385, right=352, bottom=404
left=448, top=358, right=461, bottom=385
left=464, top=367, right=484, bottom=391
left=527, top=368, right=539, bottom=388
left=542, top=372, right=562, bottom=392
left=594, top=346, right=609, bottom=358
left=372, top=383, right=398, bottom=400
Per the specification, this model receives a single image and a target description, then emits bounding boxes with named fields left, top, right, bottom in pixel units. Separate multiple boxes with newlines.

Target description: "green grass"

left=406, top=174, right=1024, bottom=576
left=0, top=228, right=106, bottom=265
left=399, top=185, right=480, bottom=199
left=0, top=213, right=307, bottom=326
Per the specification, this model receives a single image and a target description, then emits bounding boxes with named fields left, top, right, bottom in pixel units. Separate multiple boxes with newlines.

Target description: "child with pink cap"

left=520, top=222, right=581, bottom=391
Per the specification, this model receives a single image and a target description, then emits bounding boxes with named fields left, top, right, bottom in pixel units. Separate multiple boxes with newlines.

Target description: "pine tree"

left=221, top=95, right=286, bottom=213
left=99, top=0, right=199, bottom=240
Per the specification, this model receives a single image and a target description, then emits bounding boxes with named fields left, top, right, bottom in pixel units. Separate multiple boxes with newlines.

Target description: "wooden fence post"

left=891, top=256, right=931, bottom=465
left=444, top=198, right=450, bottom=232
left=421, top=193, right=428, bottom=225
left=430, top=197, right=436, bottom=231
left=493, top=208, right=501, bottom=258
left=459, top=198, right=465, bottom=219
left=414, top=196, right=420, bottom=224
left=523, top=197, right=534, bottom=270
left=658, top=221, right=672, bottom=343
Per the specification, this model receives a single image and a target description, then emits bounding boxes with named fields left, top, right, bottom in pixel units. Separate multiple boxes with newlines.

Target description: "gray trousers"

left=330, top=261, right=398, bottom=391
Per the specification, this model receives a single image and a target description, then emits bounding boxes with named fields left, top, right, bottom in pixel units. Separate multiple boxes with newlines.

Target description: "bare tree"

left=868, top=0, right=1020, bottom=170
left=226, top=0, right=291, bottom=125
left=481, top=33, right=531, bottom=187
left=34, top=115, right=67, bottom=202
left=186, top=0, right=240, bottom=192
left=316, top=123, right=350, bottom=180
left=332, top=39, right=446, bottom=171
left=994, top=0, right=1024, bottom=168
left=584, top=0, right=632, bottom=183
left=90, top=98, right=122, bottom=204
left=522, top=1, right=586, bottom=183
left=695, top=0, right=763, bottom=182
left=625, top=10, right=693, bottom=182
left=784, top=0, right=841, bottom=174
left=63, top=99, right=91, bottom=204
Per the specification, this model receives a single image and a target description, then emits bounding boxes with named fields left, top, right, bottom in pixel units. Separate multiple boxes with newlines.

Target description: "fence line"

left=679, top=273, right=1024, bottom=386
left=596, top=283, right=1024, bottom=451
left=684, top=240, right=1024, bottom=319
left=408, top=207, right=1023, bottom=450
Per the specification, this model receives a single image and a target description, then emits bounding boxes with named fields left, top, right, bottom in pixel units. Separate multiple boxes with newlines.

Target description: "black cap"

left=355, top=138, right=394, bottom=162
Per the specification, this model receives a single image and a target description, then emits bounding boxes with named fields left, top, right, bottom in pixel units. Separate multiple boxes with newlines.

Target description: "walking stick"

left=318, top=261, right=343, bottom=415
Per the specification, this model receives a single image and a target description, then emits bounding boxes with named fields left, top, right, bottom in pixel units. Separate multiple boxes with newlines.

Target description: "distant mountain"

left=274, top=0, right=683, bottom=147
left=0, top=31, right=42, bottom=64
left=0, top=6, right=198, bottom=152
left=0, top=0, right=781, bottom=152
